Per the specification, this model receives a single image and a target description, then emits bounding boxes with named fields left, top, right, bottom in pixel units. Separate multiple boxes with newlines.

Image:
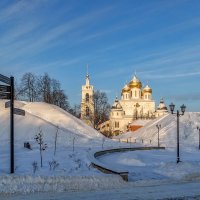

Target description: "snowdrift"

left=115, top=112, right=200, bottom=148
left=0, top=100, right=111, bottom=176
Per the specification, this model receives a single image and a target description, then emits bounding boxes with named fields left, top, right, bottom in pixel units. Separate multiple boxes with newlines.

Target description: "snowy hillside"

left=115, top=113, right=200, bottom=148
left=0, top=100, right=119, bottom=176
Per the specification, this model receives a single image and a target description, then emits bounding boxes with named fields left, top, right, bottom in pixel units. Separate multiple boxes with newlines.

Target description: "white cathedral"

left=81, top=72, right=168, bottom=135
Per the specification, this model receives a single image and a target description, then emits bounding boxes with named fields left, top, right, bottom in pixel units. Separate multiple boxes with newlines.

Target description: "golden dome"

left=121, top=84, right=130, bottom=93
left=128, top=75, right=142, bottom=89
left=143, top=85, right=152, bottom=93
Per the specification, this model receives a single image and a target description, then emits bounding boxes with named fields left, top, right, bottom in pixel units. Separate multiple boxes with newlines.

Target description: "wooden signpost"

left=0, top=74, right=25, bottom=174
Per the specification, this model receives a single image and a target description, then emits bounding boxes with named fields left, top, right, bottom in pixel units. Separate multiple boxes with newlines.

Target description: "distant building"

left=155, top=97, right=168, bottom=117
left=80, top=73, right=168, bottom=135
left=80, top=72, right=94, bottom=126
left=109, top=75, right=156, bottom=135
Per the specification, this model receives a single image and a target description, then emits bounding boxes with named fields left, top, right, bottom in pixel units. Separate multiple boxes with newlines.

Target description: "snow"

left=114, top=113, right=200, bottom=148
left=1, top=99, right=200, bottom=198
left=3, top=181, right=200, bottom=200
left=0, top=175, right=124, bottom=194
left=0, top=100, right=128, bottom=194
left=97, top=149, right=200, bottom=182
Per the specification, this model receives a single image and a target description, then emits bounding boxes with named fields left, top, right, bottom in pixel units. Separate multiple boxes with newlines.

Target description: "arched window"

left=86, top=107, right=89, bottom=116
left=135, top=91, right=137, bottom=97
left=85, top=93, right=89, bottom=102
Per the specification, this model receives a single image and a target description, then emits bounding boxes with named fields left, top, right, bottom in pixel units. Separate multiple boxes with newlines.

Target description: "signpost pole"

left=10, top=76, right=14, bottom=174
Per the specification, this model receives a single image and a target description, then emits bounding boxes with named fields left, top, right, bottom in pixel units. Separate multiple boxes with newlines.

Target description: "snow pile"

left=23, top=102, right=102, bottom=139
left=115, top=112, right=200, bottom=148
left=97, top=149, right=200, bottom=184
left=0, top=175, right=125, bottom=194
left=0, top=99, right=131, bottom=194
left=0, top=100, right=121, bottom=176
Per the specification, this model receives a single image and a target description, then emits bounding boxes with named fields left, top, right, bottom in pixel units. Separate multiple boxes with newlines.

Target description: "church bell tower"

left=81, top=70, right=94, bottom=126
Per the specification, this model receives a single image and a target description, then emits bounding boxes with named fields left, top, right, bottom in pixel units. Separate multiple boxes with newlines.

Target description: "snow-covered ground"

left=97, top=149, right=200, bottom=183
left=113, top=113, right=200, bottom=149
left=1, top=100, right=200, bottom=199
left=0, top=100, right=128, bottom=194
left=3, top=181, right=200, bottom=200
left=0, top=100, right=121, bottom=176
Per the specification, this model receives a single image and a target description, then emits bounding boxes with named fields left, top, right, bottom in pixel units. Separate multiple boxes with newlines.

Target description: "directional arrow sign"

left=0, top=85, right=11, bottom=93
left=14, top=108, right=25, bottom=116
left=0, top=93, right=11, bottom=99
left=0, top=74, right=10, bottom=85
left=5, top=101, right=10, bottom=108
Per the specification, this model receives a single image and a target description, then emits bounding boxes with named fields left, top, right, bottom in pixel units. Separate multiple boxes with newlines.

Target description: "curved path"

left=91, top=146, right=165, bottom=181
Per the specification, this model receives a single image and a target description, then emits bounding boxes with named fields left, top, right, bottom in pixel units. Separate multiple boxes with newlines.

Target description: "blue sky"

left=0, top=0, right=200, bottom=111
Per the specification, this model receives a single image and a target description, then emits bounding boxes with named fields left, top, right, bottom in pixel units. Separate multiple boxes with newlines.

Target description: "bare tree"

left=14, top=79, right=21, bottom=100
left=93, top=90, right=111, bottom=129
left=68, top=104, right=81, bottom=118
left=37, top=74, right=69, bottom=110
left=55, top=90, right=69, bottom=110
left=37, top=73, right=52, bottom=103
left=34, top=128, right=47, bottom=167
left=19, top=73, right=37, bottom=101
left=51, top=79, right=61, bottom=105
left=17, top=72, right=70, bottom=111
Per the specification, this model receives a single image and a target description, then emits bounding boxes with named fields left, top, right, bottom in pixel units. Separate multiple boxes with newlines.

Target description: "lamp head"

left=169, top=102, right=175, bottom=114
left=180, top=104, right=186, bottom=115
left=156, top=124, right=161, bottom=129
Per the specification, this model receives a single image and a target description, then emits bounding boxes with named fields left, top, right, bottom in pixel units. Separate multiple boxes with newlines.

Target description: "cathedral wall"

left=120, top=100, right=155, bottom=117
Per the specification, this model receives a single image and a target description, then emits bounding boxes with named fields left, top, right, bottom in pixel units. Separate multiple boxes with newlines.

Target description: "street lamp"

left=197, top=126, right=200, bottom=150
left=169, top=103, right=186, bottom=163
left=156, top=124, right=161, bottom=147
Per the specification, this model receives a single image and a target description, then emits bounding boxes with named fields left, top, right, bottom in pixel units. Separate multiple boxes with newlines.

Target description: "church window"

left=115, top=121, right=119, bottom=128
left=131, top=91, right=132, bottom=97
left=85, top=93, right=89, bottom=102
left=135, top=91, right=137, bottom=97
left=86, top=107, right=89, bottom=116
left=117, top=112, right=118, bottom=116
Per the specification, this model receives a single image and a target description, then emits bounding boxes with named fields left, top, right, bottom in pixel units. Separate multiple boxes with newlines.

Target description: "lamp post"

left=197, top=126, right=200, bottom=150
left=169, top=103, right=186, bottom=163
left=156, top=124, right=161, bottom=147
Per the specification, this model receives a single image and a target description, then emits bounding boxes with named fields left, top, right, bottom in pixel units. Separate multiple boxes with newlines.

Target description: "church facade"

left=109, top=75, right=156, bottom=134
left=81, top=73, right=168, bottom=135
